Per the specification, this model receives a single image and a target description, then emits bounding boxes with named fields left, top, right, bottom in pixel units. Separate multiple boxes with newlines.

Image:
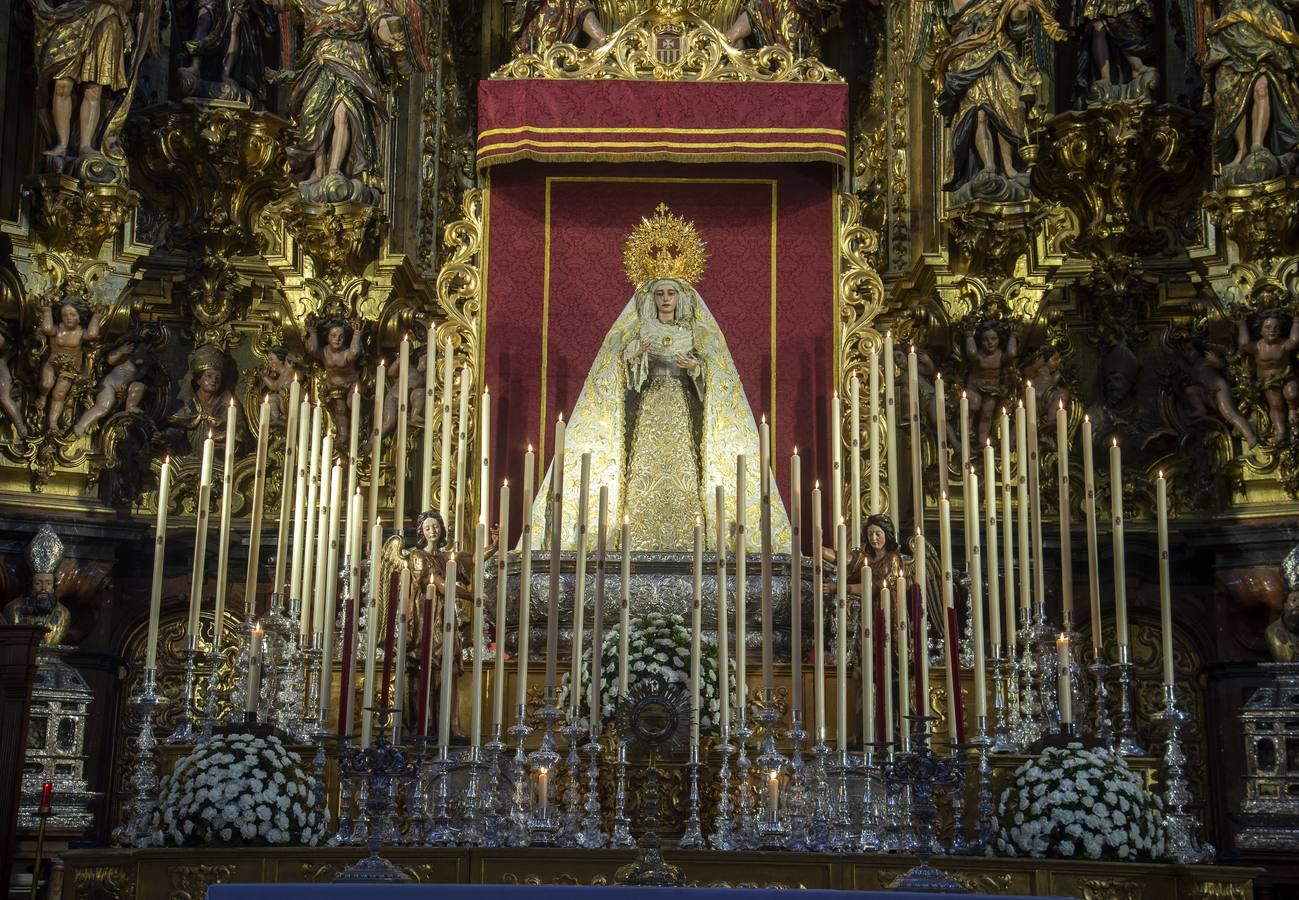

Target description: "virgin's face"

left=198, top=368, right=223, bottom=394
left=59, top=305, right=80, bottom=329
left=867, top=524, right=886, bottom=552
left=654, top=285, right=679, bottom=320
left=421, top=516, right=442, bottom=547
left=1263, top=317, right=1282, bottom=341
left=328, top=326, right=345, bottom=349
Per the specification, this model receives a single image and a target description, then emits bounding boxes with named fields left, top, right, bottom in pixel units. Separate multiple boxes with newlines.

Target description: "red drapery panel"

left=478, top=80, right=849, bottom=168
left=482, top=161, right=836, bottom=543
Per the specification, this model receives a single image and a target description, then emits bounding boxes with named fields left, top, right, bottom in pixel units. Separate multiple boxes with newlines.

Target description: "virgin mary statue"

left=531, top=204, right=791, bottom=552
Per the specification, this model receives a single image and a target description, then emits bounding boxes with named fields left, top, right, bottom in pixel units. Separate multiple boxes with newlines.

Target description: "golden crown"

left=623, top=203, right=709, bottom=288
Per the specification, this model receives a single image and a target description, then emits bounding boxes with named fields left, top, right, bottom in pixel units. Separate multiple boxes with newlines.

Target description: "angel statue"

left=722, top=0, right=841, bottom=56
left=0, top=322, right=28, bottom=442
left=511, top=0, right=609, bottom=54
left=1235, top=305, right=1299, bottom=443
left=1069, top=0, right=1157, bottom=102
left=1200, top=0, right=1299, bottom=185
left=176, top=0, right=275, bottom=104
left=963, top=320, right=1020, bottom=448
left=529, top=204, right=792, bottom=554
left=305, top=316, right=363, bottom=440
left=35, top=296, right=101, bottom=434
left=72, top=332, right=152, bottom=437
left=914, top=0, right=1066, bottom=205
left=275, top=0, right=427, bottom=201
left=31, top=0, right=161, bottom=160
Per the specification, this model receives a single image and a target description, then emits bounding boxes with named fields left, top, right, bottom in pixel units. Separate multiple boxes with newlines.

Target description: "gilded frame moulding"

left=492, top=4, right=842, bottom=83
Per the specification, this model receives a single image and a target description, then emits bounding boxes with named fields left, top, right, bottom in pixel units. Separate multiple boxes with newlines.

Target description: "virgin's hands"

left=636, top=336, right=652, bottom=356
left=675, top=352, right=699, bottom=371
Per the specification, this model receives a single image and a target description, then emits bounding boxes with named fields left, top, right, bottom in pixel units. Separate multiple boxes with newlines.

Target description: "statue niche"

left=916, top=0, right=1066, bottom=206
left=175, top=0, right=277, bottom=104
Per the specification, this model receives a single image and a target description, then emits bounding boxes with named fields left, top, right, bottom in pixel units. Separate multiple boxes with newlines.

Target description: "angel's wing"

left=908, top=0, right=946, bottom=69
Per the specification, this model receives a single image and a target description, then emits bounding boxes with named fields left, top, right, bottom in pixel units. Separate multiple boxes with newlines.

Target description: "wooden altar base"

left=55, top=847, right=1260, bottom=900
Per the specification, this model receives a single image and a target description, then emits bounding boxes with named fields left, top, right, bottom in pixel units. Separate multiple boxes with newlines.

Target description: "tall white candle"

left=850, top=374, right=863, bottom=544
left=715, top=486, right=730, bottom=732
left=939, top=491, right=956, bottom=742
left=619, top=515, right=631, bottom=696
left=735, top=454, right=748, bottom=719
left=347, top=384, right=361, bottom=517
left=1026, top=383, right=1046, bottom=619
left=471, top=520, right=486, bottom=747
left=983, top=441, right=1001, bottom=656
left=1000, top=409, right=1016, bottom=650
left=290, top=398, right=311, bottom=605
left=439, top=341, right=454, bottom=518
left=361, top=516, right=382, bottom=747
left=494, top=479, right=511, bottom=732
left=968, top=467, right=986, bottom=719
left=213, top=399, right=238, bottom=648
left=835, top=519, right=848, bottom=752
left=453, top=364, right=471, bottom=546
left=244, top=396, right=271, bottom=617
left=1057, top=633, right=1073, bottom=725
left=1110, top=439, right=1128, bottom=647
left=421, top=325, right=437, bottom=510
left=831, top=394, right=843, bottom=534
left=884, top=333, right=899, bottom=524
left=311, top=432, right=334, bottom=635
left=480, top=388, right=491, bottom=525
left=882, top=583, right=893, bottom=744
left=569, top=452, right=591, bottom=720
left=188, top=433, right=216, bottom=643
left=862, top=563, right=875, bottom=744
left=1015, top=401, right=1031, bottom=624
left=896, top=573, right=910, bottom=749
left=1082, top=417, right=1103, bottom=654
left=319, top=461, right=343, bottom=722
left=545, top=415, right=565, bottom=697
left=438, top=553, right=458, bottom=750
left=146, top=456, right=172, bottom=671
left=1056, top=401, right=1074, bottom=626
left=300, top=402, right=323, bottom=636
left=1156, top=471, right=1174, bottom=686
left=395, top=334, right=410, bottom=532
left=273, top=377, right=302, bottom=595
left=934, top=372, right=948, bottom=494
left=391, top=565, right=409, bottom=743
left=690, top=513, right=703, bottom=746
left=759, top=418, right=774, bottom=693
left=790, top=450, right=803, bottom=715
left=368, top=361, right=386, bottom=526
left=811, top=483, right=825, bottom=741
left=517, top=446, right=535, bottom=712
left=908, top=348, right=922, bottom=535
left=869, top=349, right=881, bottom=515
left=591, top=486, right=608, bottom=737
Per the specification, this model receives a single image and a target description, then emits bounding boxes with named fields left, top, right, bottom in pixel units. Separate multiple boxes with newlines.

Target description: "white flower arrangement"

left=151, top=733, right=326, bottom=848
left=560, top=612, right=732, bottom=735
left=996, top=742, right=1165, bottom=861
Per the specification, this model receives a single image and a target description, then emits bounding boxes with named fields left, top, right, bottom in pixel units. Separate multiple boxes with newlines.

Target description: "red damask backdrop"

left=483, top=160, right=837, bottom=543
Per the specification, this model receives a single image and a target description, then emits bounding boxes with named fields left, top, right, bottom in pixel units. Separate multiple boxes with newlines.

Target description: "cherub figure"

left=0, top=323, right=28, bottom=441
left=964, top=321, right=1019, bottom=447
left=1236, top=307, right=1299, bottom=443
left=305, top=316, right=363, bottom=438
left=259, top=347, right=299, bottom=428
left=381, top=344, right=427, bottom=437
left=36, top=297, right=101, bottom=433
left=72, top=333, right=150, bottom=437
left=1023, top=345, right=1070, bottom=415
left=1172, top=334, right=1260, bottom=449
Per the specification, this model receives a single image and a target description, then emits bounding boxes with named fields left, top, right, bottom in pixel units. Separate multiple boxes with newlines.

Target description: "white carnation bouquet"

left=561, top=612, right=731, bottom=736
left=152, top=733, right=326, bottom=847
left=996, top=742, right=1165, bottom=861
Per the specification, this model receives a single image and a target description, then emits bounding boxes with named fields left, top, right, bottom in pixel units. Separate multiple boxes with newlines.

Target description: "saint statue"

left=160, top=344, right=242, bottom=456
left=1271, top=543, right=1299, bottom=662
left=512, top=0, right=609, bottom=53
left=276, top=0, right=419, bottom=199
left=1071, top=0, right=1156, bottom=101
left=177, top=0, right=272, bottom=103
left=722, top=0, right=839, bottom=56
left=1202, top=0, right=1299, bottom=185
left=4, top=524, right=71, bottom=646
left=531, top=204, right=791, bottom=552
left=31, top=0, right=159, bottom=159
left=916, top=0, right=1064, bottom=204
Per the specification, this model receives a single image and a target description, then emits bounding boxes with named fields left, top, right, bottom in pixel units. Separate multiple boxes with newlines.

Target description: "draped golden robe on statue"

left=530, top=280, right=791, bottom=553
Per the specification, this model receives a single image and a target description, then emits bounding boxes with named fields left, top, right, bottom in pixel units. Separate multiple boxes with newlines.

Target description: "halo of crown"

left=623, top=203, right=709, bottom=289
left=26, top=524, right=64, bottom=576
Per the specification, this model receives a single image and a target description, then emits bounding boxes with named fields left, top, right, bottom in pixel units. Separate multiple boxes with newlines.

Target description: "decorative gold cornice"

left=492, top=8, right=842, bottom=83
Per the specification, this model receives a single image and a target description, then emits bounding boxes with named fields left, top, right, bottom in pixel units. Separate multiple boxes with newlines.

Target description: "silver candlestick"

left=427, top=745, right=458, bottom=845
left=577, top=735, right=606, bottom=848
left=990, top=646, right=1014, bottom=752
left=858, top=742, right=889, bottom=852
left=527, top=698, right=562, bottom=847
left=754, top=693, right=790, bottom=850
left=1090, top=656, right=1113, bottom=747
left=1156, top=683, right=1214, bottom=863
left=561, top=720, right=584, bottom=845
left=734, top=712, right=757, bottom=849
left=709, top=727, right=736, bottom=850
left=678, top=743, right=706, bottom=849
left=1114, top=644, right=1145, bottom=755
left=808, top=737, right=833, bottom=851
left=198, top=645, right=222, bottom=745
left=482, top=725, right=507, bottom=848
left=168, top=640, right=201, bottom=743
left=969, top=719, right=996, bottom=855
left=610, top=739, right=635, bottom=848
left=828, top=749, right=854, bottom=851
left=506, top=705, right=533, bottom=847
left=784, top=710, right=810, bottom=851
left=460, top=745, right=484, bottom=846
left=113, top=668, right=168, bottom=847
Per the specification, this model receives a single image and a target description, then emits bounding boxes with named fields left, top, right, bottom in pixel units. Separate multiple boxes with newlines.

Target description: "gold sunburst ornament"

left=623, top=203, right=709, bottom=289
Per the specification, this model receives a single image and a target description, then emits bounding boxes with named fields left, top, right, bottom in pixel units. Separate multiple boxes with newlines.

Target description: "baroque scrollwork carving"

left=495, top=2, right=843, bottom=82
left=73, top=865, right=136, bottom=900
